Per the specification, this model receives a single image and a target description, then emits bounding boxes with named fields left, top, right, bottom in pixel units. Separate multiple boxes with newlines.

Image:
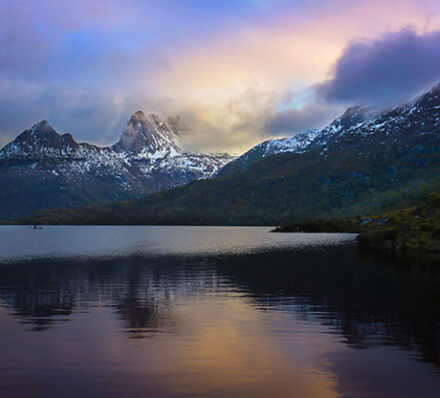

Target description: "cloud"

left=1, top=1, right=440, bottom=152
left=169, top=89, right=286, bottom=153
left=317, top=28, right=440, bottom=105
left=264, top=103, right=342, bottom=136
left=0, top=79, right=135, bottom=146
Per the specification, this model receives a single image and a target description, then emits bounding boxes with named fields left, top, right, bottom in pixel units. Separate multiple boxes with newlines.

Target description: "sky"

left=1, top=0, right=440, bottom=153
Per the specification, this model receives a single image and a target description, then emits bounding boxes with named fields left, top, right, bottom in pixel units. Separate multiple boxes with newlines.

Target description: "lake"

left=0, top=226, right=439, bottom=398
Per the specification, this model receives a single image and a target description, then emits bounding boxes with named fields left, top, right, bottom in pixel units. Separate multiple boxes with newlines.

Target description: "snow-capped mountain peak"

left=0, top=111, right=235, bottom=219
left=0, top=120, right=80, bottom=159
left=20, top=120, right=71, bottom=146
left=30, top=119, right=51, bottom=133
left=219, top=83, right=440, bottom=176
left=113, top=111, right=181, bottom=157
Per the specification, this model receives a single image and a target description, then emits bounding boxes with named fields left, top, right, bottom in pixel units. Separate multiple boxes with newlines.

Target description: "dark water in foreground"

left=0, top=226, right=439, bottom=398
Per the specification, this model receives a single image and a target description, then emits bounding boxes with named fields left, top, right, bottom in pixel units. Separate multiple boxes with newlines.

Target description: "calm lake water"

left=0, top=226, right=439, bottom=398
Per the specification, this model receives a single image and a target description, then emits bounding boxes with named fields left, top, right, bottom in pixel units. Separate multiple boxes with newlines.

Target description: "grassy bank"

left=274, top=194, right=440, bottom=253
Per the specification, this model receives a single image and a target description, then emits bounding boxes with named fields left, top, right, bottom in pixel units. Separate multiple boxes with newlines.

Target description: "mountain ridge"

left=0, top=113, right=235, bottom=220
left=16, top=82, right=440, bottom=225
left=217, top=105, right=379, bottom=176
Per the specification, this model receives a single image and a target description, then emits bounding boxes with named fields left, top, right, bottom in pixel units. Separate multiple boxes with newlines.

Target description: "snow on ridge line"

left=0, top=113, right=237, bottom=193
left=230, top=85, right=440, bottom=169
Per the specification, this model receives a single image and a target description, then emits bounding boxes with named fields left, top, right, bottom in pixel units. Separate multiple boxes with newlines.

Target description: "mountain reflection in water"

left=0, top=239, right=440, bottom=397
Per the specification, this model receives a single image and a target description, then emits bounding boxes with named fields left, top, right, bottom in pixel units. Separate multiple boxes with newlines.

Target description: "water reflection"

left=219, top=249, right=440, bottom=367
left=0, top=257, right=213, bottom=336
left=0, top=244, right=440, bottom=397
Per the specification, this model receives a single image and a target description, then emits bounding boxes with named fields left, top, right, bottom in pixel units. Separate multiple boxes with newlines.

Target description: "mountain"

left=17, top=83, right=440, bottom=226
left=0, top=112, right=234, bottom=220
left=218, top=129, right=320, bottom=176
left=112, top=111, right=181, bottom=155
left=218, top=106, right=375, bottom=176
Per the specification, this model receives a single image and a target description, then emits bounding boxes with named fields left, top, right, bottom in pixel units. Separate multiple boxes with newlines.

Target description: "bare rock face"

left=113, top=111, right=180, bottom=155
left=0, top=112, right=235, bottom=220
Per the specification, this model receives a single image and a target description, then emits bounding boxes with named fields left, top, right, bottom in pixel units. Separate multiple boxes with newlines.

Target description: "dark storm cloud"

left=318, top=28, right=440, bottom=105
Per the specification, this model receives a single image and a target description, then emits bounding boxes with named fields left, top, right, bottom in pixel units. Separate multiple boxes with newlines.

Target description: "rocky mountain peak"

left=0, top=112, right=235, bottom=220
left=28, top=120, right=57, bottom=138
left=129, top=110, right=148, bottom=123
left=337, top=106, right=372, bottom=129
left=414, top=83, right=440, bottom=109
left=113, top=111, right=181, bottom=156
left=4, top=121, right=77, bottom=154
left=31, top=119, right=51, bottom=131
